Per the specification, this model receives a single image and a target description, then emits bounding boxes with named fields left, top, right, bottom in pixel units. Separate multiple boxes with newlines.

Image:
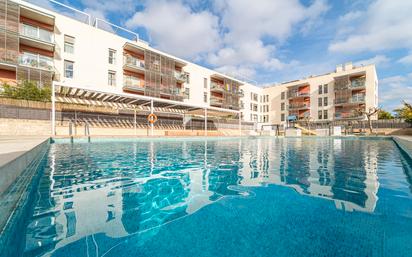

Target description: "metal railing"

left=20, top=23, right=54, bottom=43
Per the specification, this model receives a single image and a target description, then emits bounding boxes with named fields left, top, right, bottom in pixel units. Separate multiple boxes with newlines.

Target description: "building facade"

left=0, top=0, right=244, bottom=112
left=263, top=63, right=378, bottom=126
left=0, top=0, right=378, bottom=128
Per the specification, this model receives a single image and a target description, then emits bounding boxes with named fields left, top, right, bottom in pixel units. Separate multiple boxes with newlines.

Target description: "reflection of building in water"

left=238, top=138, right=379, bottom=212
left=25, top=140, right=245, bottom=256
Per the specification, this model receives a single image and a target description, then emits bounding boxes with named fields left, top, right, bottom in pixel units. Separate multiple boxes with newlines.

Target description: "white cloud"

left=379, top=73, right=412, bottom=111
left=398, top=53, right=412, bottom=64
left=125, top=0, right=220, bottom=59
left=210, top=0, right=328, bottom=78
left=329, top=0, right=412, bottom=53
left=263, top=58, right=300, bottom=71
left=354, top=55, right=389, bottom=67
left=122, top=0, right=329, bottom=79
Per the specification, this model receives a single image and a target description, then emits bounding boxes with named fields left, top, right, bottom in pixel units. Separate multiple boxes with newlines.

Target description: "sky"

left=31, top=0, right=412, bottom=112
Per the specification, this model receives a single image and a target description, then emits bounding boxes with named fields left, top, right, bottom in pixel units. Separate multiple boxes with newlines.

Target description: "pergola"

left=51, top=82, right=242, bottom=136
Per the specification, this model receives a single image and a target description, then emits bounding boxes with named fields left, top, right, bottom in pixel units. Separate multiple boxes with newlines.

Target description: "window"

left=281, top=113, right=285, bottom=121
left=203, top=92, right=208, bottom=103
left=64, top=60, right=74, bottom=78
left=203, top=78, right=207, bottom=88
left=108, top=71, right=116, bottom=86
left=318, top=110, right=322, bottom=120
left=281, top=92, right=285, bottom=100
left=281, top=102, right=285, bottom=111
left=318, top=97, right=322, bottom=107
left=324, top=110, right=328, bottom=120
left=318, top=85, right=322, bottom=94
left=324, top=84, right=328, bottom=94
left=64, top=35, right=75, bottom=54
left=324, top=97, right=328, bottom=106
left=266, top=95, right=269, bottom=102
left=108, top=49, right=116, bottom=64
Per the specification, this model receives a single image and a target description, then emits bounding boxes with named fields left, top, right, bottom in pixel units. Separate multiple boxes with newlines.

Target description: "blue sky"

left=32, top=0, right=412, bottom=112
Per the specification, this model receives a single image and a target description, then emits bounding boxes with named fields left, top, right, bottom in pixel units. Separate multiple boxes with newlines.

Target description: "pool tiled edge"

left=393, top=136, right=412, bottom=160
left=0, top=138, right=50, bottom=257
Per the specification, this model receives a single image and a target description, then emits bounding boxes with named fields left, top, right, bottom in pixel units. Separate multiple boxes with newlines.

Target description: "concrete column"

left=51, top=81, right=56, bottom=136
left=204, top=108, right=208, bottom=137
left=150, top=99, right=154, bottom=136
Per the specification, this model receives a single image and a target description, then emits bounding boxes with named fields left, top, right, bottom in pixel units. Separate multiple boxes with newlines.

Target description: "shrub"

left=1, top=81, right=51, bottom=102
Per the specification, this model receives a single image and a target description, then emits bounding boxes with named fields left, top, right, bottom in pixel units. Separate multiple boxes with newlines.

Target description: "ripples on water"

left=22, top=137, right=412, bottom=257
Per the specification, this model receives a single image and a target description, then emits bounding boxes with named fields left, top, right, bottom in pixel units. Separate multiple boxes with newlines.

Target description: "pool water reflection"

left=22, top=137, right=412, bottom=257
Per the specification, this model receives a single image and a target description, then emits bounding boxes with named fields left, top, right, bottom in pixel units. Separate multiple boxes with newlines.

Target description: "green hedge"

left=1, top=81, right=51, bottom=102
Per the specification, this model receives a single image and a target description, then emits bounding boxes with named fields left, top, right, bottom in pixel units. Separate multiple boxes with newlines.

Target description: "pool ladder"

left=69, top=120, right=74, bottom=143
left=68, top=121, right=91, bottom=142
left=84, top=121, right=91, bottom=142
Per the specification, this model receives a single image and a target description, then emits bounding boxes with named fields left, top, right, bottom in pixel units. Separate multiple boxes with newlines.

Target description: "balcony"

left=174, top=71, right=188, bottom=82
left=335, top=77, right=366, bottom=91
left=334, top=112, right=364, bottom=120
left=19, top=52, right=54, bottom=71
left=123, top=77, right=145, bottom=93
left=210, top=96, right=224, bottom=106
left=334, top=94, right=365, bottom=105
left=287, top=91, right=310, bottom=99
left=211, top=82, right=225, bottom=92
left=123, top=54, right=145, bottom=74
left=19, top=23, right=55, bottom=51
left=288, top=103, right=310, bottom=110
left=351, top=78, right=366, bottom=89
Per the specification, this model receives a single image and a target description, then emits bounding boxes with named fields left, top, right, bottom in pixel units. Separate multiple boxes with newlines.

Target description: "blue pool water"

left=5, top=137, right=412, bottom=256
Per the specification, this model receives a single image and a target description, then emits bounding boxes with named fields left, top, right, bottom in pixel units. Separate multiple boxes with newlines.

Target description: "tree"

left=1, top=81, right=51, bottom=102
left=394, top=101, right=412, bottom=124
left=378, top=109, right=394, bottom=120
left=355, top=107, right=380, bottom=134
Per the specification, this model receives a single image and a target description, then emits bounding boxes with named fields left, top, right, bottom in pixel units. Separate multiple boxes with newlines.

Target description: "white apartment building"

left=0, top=0, right=378, bottom=129
left=263, top=63, right=378, bottom=126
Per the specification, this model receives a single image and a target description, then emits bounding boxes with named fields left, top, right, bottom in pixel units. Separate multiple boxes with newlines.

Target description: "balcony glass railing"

left=335, top=94, right=365, bottom=105
left=174, top=71, right=188, bottom=82
left=351, top=78, right=366, bottom=88
left=124, top=55, right=145, bottom=69
left=288, top=91, right=310, bottom=98
left=19, top=52, right=54, bottom=70
left=124, top=76, right=145, bottom=89
left=20, top=23, right=54, bottom=43
left=288, top=103, right=310, bottom=110
left=335, top=112, right=363, bottom=119
left=211, top=82, right=224, bottom=90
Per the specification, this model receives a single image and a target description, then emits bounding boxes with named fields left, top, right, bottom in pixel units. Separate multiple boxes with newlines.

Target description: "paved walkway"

left=0, top=136, right=50, bottom=168
left=393, top=136, right=412, bottom=159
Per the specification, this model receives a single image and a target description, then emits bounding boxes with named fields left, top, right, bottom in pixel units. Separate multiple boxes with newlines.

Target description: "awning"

left=54, top=83, right=240, bottom=117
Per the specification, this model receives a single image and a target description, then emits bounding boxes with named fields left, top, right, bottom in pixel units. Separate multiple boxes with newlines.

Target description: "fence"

left=0, top=104, right=254, bottom=131
left=297, top=119, right=411, bottom=130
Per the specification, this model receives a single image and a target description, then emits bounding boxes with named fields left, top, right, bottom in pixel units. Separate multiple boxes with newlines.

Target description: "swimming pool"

left=2, top=137, right=412, bottom=257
